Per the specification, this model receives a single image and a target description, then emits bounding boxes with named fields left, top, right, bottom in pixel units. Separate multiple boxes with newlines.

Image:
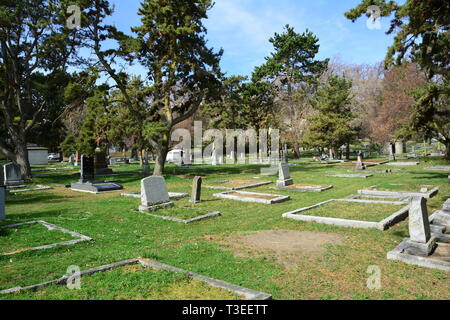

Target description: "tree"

left=132, top=0, right=222, bottom=175
left=302, top=75, right=357, bottom=157
left=0, top=0, right=88, bottom=179
left=345, top=0, right=450, bottom=158
left=253, top=25, right=329, bottom=158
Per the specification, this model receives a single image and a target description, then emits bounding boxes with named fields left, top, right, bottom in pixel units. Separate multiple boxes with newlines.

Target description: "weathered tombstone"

left=3, top=163, right=24, bottom=186
left=283, top=145, right=289, bottom=164
left=190, top=176, right=202, bottom=203
left=0, top=186, right=5, bottom=221
left=68, top=154, right=75, bottom=165
left=230, top=151, right=236, bottom=163
left=405, top=197, right=437, bottom=256
left=109, top=157, right=117, bottom=166
left=211, top=148, right=218, bottom=166
left=139, top=176, right=173, bottom=212
left=95, top=150, right=113, bottom=175
left=0, top=165, right=4, bottom=186
left=276, top=163, right=294, bottom=187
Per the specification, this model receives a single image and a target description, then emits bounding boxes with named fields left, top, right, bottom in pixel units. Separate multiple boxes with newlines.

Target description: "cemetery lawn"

left=297, top=201, right=405, bottom=222
left=0, top=223, right=78, bottom=255
left=2, top=265, right=242, bottom=300
left=1, top=157, right=449, bottom=300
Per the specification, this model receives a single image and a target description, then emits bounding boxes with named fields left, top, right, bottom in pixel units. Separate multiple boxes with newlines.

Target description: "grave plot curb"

left=204, top=181, right=272, bottom=191
left=357, top=186, right=439, bottom=199
left=0, top=258, right=272, bottom=300
left=213, top=191, right=290, bottom=204
left=144, top=211, right=221, bottom=224
left=326, top=174, right=373, bottom=178
left=0, top=221, right=93, bottom=256
left=282, top=199, right=410, bottom=231
left=273, top=185, right=333, bottom=192
left=11, top=186, right=53, bottom=193
left=387, top=239, right=450, bottom=272
left=121, top=192, right=189, bottom=201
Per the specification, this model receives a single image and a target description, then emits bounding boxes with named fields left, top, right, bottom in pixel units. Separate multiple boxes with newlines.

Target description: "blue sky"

left=106, top=0, right=397, bottom=77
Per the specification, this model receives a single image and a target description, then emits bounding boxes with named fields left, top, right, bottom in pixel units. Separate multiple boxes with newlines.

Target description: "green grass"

left=1, top=157, right=449, bottom=300
left=152, top=205, right=212, bottom=220
left=299, top=201, right=404, bottom=221
left=3, top=265, right=242, bottom=300
left=0, top=223, right=78, bottom=255
left=368, top=184, right=433, bottom=192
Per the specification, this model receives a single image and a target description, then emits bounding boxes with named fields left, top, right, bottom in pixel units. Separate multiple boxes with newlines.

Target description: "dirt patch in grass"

left=228, top=192, right=278, bottom=200
left=430, top=244, right=450, bottom=262
left=217, top=230, right=344, bottom=268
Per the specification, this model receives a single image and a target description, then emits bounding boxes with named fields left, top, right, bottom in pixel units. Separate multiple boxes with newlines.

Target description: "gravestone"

left=80, top=156, right=95, bottom=183
left=405, top=197, right=436, bottom=256
left=190, top=176, right=202, bottom=203
left=0, top=186, right=5, bottom=220
left=283, top=145, right=289, bottom=164
left=95, top=150, right=113, bottom=175
left=69, top=154, right=75, bottom=165
left=211, top=148, right=218, bottom=166
left=276, top=163, right=293, bottom=187
left=139, top=176, right=173, bottom=212
left=71, top=155, right=122, bottom=194
left=0, top=165, right=4, bottom=186
left=3, top=163, right=24, bottom=186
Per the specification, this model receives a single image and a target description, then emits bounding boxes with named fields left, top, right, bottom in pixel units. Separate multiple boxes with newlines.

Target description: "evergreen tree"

left=302, top=76, right=357, bottom=157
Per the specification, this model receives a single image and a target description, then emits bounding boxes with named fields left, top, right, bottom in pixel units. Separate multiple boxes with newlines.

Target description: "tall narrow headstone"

left=283, top=144, right=289, bottom=163
left=190, top=176, right=202, bottom=203
left=355, top=152, right=366, bottom=170
left=0, top=186, right=5, bottom=221
left=0, top=166, right=4, bottom=186
left=139, top=176, right=173, bottom=212
left=80, top=156, right=95, bottom=183
left=406, top=197, right=436, bottom=256
left=276, top=163, right=294, bottom=187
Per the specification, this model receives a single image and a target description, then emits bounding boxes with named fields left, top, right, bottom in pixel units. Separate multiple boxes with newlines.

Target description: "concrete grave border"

left=121, top=192, right=189, bottom=201
left=273, top=184, right=333, bottom=193
left=214, top=191, right=290, bottom=204
left=142, top=210, right=221, bottom=224
left=345, top=194, right=410, bottom=205
left=204, top=180, right=272, bottom=191
left=387, top=239, right=450, bottom=272
left=282, top=198, right=410, bottom=231
left=357, top=185, right=439, bottom=199
left=0, top=258, right=272, bottom=300
left=11, top=185, right=53, bottom=193
left=386, top=162, right=420, bottom=166
left=326, top=174, right=373, bottom=178
left=0, top=220, right=93, bottom=256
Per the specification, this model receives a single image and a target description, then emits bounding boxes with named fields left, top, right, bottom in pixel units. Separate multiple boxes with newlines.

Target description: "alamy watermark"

left=366, top=5, right=381, bottom=30
left=66, top=265, right=82, bottom=290
left=366, top=265, right=381, bottom=290
left=171, top=121, right=281, bottom=166
left=66, top=5, right=81, bottom=30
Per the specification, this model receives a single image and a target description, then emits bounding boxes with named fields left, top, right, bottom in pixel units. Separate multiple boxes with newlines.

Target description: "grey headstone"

left=3, top=163, right=23, bottom=186
left=355, top=155, right=365, bottom=170
left=190, top=176, right=202, bottom=203
left=408, top=197, right=431, bottom=244
left=276, top=163, right=293, bottom=187
left=0, top=186, right=5, bottom=220
left=443, top=199, right=450, bottom=212
left=141, top=176, right=171, bottom=206
left=0, top=166, right=4, bottom=186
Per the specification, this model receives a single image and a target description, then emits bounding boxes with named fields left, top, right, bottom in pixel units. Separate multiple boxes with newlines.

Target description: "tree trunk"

left=444, top=140, right=450, bottom=161
left=15, top=141, right=32, bottom=180
left=293, top=142, right=301, bottom=159
left=153, top=144, right=169, bottom=176
left=346, top=143, right=350, bottom=160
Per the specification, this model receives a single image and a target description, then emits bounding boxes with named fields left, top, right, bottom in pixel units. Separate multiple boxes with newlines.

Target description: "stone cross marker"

left=80, top=155, right=95, bottom=183
left=190, top=176, right=202, bottom=203
left=0, top=186, right=5, bottom=221
left=140, top=176, right=171, bottom=207
left=276, top=163, right=294, bottom=187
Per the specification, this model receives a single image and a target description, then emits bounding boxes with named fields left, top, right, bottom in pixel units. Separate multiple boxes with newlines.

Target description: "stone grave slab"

left=358, top=184, right=439, bottom=199
left=203, top=180, right=272, bottom=191
left=386, top=162, right=420, bottom=166
left=213, top=191, right=290, bottom=204
left=326, top=173, right=373, bottom=178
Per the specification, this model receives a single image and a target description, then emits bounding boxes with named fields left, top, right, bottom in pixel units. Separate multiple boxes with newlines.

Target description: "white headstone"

left=409, top=197, right=431, bottom=244
left=141, top=176, right=171, bottom=206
